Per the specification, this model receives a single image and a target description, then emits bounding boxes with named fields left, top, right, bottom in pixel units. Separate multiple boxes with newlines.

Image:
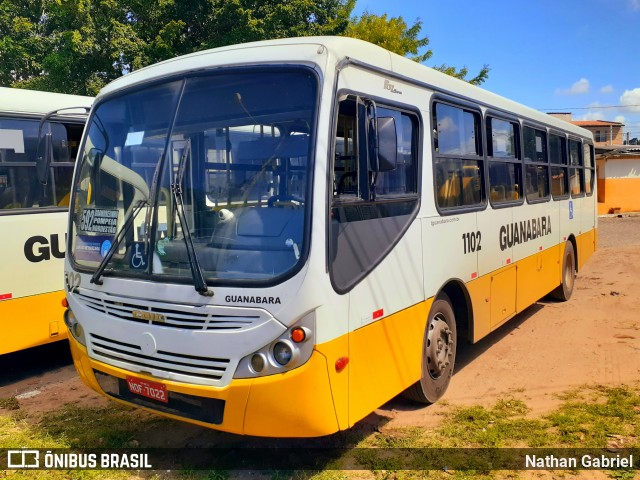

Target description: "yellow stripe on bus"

left=0, top=290, right=68, bottom=355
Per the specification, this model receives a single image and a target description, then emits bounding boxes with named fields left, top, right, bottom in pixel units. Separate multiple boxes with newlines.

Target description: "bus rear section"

left=0, top=87, right=92, bottom=354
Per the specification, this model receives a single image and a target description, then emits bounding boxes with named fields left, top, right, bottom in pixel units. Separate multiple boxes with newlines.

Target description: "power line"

left=540, top=104, right=640, bottom=111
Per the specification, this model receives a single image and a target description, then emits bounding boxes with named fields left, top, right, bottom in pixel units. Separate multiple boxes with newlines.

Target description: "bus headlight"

left=234, top=311, right=315, bottom=378
left=273, top=341, right=294, bottom=366
left=63, top=308, right=87, bottom=347
left=250, top=353, right=266, bottom=373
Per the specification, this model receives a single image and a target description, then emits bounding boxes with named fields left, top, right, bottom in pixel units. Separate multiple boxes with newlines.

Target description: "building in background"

left=550, top=113, right=640, bottom=214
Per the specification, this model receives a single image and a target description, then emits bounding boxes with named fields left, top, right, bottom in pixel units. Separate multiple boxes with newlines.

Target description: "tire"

left=403, top=293, right=457, bottom=404
left=550, top=241, right=576, bottom=301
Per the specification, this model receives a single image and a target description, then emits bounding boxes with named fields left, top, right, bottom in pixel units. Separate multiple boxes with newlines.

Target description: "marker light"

left=291, top=327, right=306, bottom=343
left=335, top=356, right=349, bottom=373
left=61, top=298, right=68, bottom=308
left=273, top=342, right=293, bottom=366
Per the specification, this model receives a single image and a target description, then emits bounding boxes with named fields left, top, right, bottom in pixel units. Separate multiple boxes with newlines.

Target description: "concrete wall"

left=597, top=156, right=640, bottom=214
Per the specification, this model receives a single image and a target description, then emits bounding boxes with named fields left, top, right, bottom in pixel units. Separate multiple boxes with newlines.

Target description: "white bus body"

left=0, top=87, right=92, bottom=354
left=63, top=37, right=596, bottom=436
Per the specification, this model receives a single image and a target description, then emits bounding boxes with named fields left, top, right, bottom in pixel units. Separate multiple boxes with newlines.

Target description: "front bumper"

left=68, top=334, right=340, bottom=437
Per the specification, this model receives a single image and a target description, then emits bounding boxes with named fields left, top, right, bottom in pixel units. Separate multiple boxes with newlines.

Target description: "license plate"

left=125, top=376, right=168, bottom=403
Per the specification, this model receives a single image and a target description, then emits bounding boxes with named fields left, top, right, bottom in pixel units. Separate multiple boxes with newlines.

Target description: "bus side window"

left=333, top=98, right=358, bottom=199
left=433, top=102, right=484, bottom=210
left=43, top=122, right=83, bottom=207
left=569, top=139, right=584, bottom=196
left=0, top=119, right=38, bottom=209
left=549, top=134, right=568, bottom=198
left=0, top=118, right=83, bottom=210
left=487, top=117, right=521, bottom=205
left=584, top=143, right=594, bottom=196
left=523, top=126, right=549, bottom=202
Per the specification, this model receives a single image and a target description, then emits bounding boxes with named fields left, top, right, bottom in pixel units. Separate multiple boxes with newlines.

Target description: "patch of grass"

left=348, top=385, right=639, bottom=477
left=173, top=471, right=230, bottom=480
left=546, top=385, right=640, bottom=448
left=0, top=414, right=67, bottom=449
left=36, top=403, right=166, bottom=448
left=0, top=397, right=20, bottom=410
left=437, top=399, right=551, bottom=448
left=0, top=414, right=133, bottom=479
left=360, top=427, right=427, bottom=448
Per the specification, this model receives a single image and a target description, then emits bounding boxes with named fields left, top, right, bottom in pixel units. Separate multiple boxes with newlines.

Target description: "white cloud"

left=556, top=78, right=590, bottom=95
left=620, top=88, right=640, bottom=112
left=573, top=106, right=625, bottom=124
left=600, top=85, right=614, bottom=94
left=575, top=111, right=604, bottom=121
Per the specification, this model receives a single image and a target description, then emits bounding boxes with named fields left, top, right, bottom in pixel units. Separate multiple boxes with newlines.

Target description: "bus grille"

left=75, top=290, right=259, bottom=331
left=89, top=333, right=230, bottom=382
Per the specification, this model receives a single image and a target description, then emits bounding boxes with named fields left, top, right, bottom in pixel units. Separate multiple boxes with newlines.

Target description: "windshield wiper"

left=171, top=140, right=213, bottom=297
left=90, top=199, right=146, bottom=285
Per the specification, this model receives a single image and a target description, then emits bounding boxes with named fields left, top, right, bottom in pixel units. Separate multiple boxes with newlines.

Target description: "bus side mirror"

left=36, top=133, right=53, bottom=185
left=375, top=117, right=397, bottom=172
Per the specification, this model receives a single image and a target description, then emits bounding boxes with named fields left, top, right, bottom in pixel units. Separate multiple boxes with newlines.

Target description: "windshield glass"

left=70, top=69, right=317, bottom=284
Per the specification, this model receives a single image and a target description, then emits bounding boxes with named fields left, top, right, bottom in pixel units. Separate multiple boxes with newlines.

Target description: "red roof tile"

left=571, top=120, right=624, bottom=127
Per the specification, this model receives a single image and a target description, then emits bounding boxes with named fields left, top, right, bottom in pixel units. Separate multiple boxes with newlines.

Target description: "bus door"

left=330, top=67, right=424, bottom=423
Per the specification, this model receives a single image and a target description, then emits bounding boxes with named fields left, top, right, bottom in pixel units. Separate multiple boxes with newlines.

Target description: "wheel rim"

left=565, top=251, right=575, bottom=292
left=426, top=313, right=454, bottom=379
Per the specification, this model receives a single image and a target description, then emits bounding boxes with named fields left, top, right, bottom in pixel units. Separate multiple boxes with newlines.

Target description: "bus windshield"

left=70, top=69, right=317, bottom=285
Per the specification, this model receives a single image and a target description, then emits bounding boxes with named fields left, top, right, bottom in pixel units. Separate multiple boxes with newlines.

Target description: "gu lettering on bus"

left=24, top=234, right=65, bottom=263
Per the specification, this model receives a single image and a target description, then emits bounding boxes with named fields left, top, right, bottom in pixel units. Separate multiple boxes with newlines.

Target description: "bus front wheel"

left=404, top=293, right=457, bottom=404
left=551, top=241, right=576, bottom=301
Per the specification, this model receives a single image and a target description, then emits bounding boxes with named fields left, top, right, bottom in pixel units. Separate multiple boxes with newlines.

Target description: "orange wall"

left=598, top=177, right=640, bottom=214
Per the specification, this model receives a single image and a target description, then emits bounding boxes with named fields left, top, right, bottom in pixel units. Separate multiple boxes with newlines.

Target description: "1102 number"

left=462, top=231, right=482, bottom=254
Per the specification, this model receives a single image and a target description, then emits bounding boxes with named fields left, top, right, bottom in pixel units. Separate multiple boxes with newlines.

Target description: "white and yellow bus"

left=63, top=37, right=596, bottom=437
left=0, top=87, right=92, bottom=355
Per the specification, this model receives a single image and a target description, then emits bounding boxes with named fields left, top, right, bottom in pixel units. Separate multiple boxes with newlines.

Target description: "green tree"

left=0, top=1, right=487, bottom=94
left=0, top=0, right=357, bottom=95
left=345, top=11, right=489, bottom=85
left=1, top=0, right=148, bottom=95
left=0, top=0, right=47, bottom=87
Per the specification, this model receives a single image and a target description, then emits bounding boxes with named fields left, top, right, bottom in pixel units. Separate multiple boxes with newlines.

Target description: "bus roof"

left=0, top=87, right=93, bottom=117
left=97, top=36, right=592, bottom=140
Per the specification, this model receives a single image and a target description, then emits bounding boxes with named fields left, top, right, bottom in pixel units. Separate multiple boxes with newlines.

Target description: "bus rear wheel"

left=551, top=241, right=576, bottom=301
left=403, top=293, right=457, bottom=404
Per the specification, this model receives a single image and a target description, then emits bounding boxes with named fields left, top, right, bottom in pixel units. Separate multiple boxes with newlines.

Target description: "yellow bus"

left=62, top=37, right=596, bottom=436
left=0, top=87, right=92, bottom=354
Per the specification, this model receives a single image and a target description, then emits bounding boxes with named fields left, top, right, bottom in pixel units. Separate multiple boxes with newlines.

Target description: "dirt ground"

left=2, top=215, right=640, bottom=438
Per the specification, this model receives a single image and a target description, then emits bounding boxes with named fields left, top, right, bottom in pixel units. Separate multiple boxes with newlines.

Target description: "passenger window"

left=433, top=102, right=484, bottom=210
left=333, top=97, right=418, bottom=202
left=549, top=134, right=568, bottom=198
left=434, top=103, right=480, bottom=156
left=0, top=118, right=82, bottom=211
left=569, top=139, right=584, bottom=196
left=584, top=143, right=594, bottom=195
left=487, top=117, right=521, bottom=204
left=523, top=126, right=549, bottom=202
left=488, top=118, right=517, bottom=158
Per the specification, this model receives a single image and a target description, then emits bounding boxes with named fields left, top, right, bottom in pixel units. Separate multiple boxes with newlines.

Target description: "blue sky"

left=352, top=0, right=640, bottom=140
